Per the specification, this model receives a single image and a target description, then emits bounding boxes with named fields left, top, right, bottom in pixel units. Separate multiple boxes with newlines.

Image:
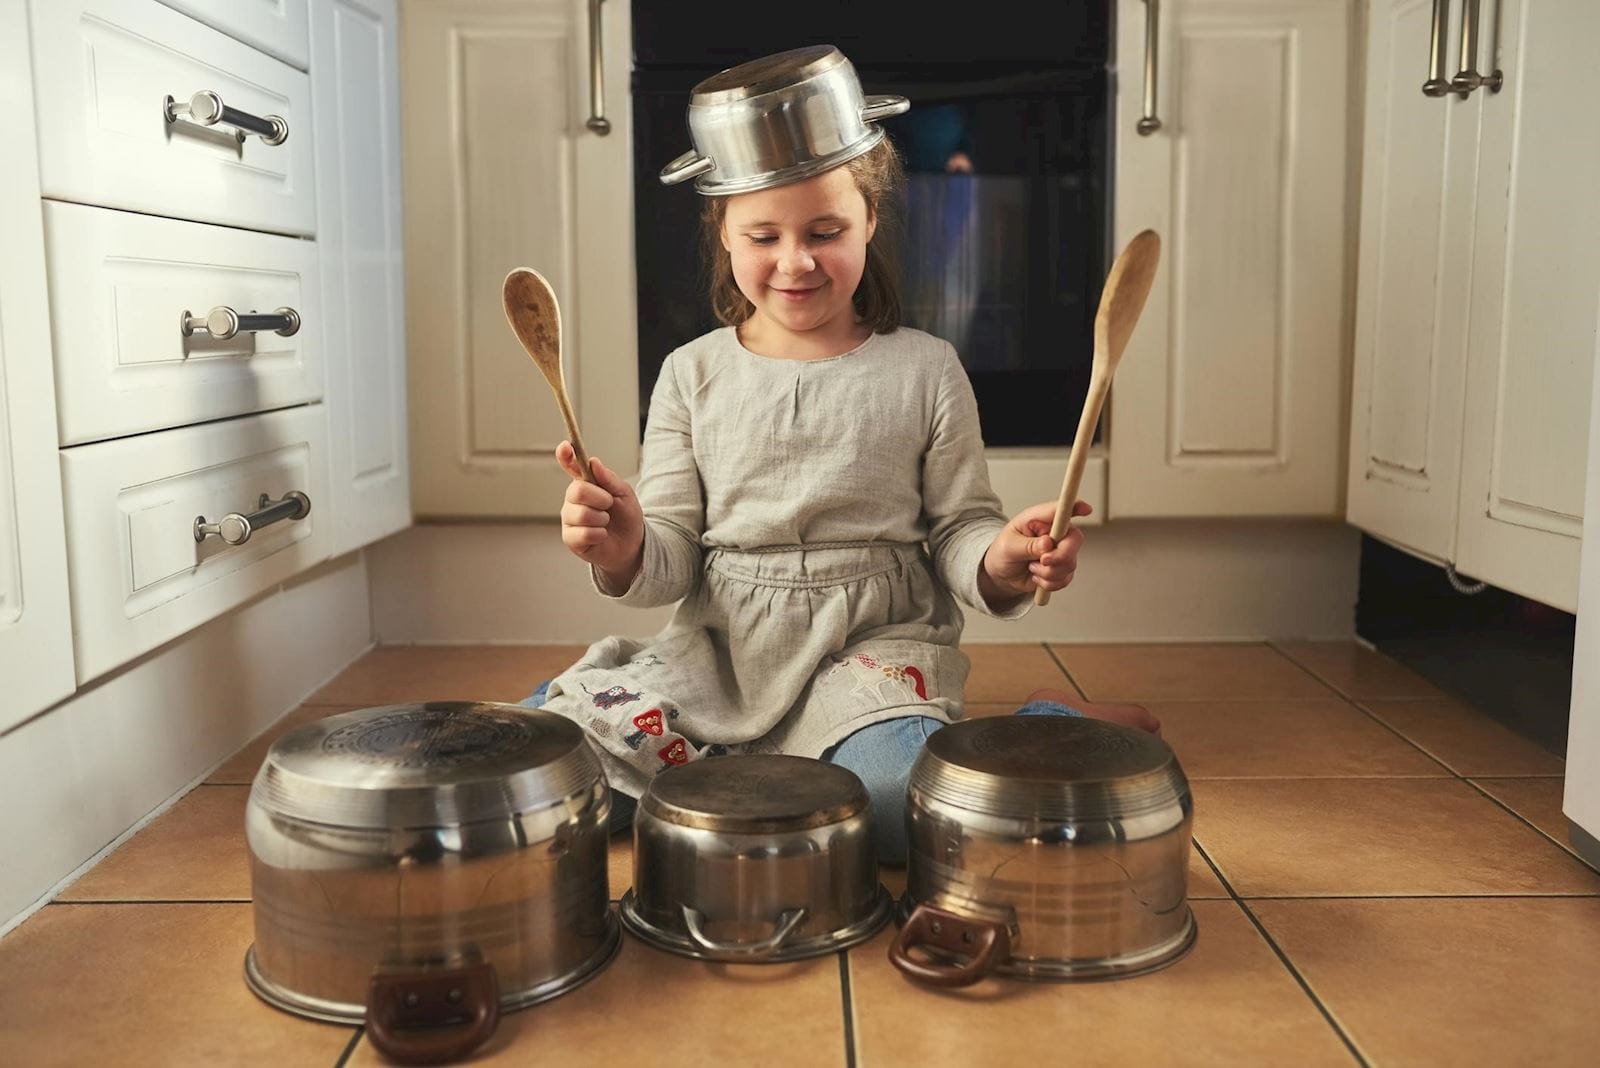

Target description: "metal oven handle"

left=585, top=0, right=611, bottom=134
left=1137, top=0, right=1162, bottom=135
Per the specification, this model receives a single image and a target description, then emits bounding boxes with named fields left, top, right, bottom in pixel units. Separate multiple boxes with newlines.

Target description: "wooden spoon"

left=1035, top=229, right=1162, bottom=606
left=502, top=267, right=594, bottom=483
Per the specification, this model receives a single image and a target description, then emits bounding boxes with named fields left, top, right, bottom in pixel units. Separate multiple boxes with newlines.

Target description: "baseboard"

left=370, top=519, right=1361, bottom=644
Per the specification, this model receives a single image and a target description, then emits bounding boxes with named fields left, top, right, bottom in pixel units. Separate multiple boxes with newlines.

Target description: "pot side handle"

left=366, top=961, right=500, bottom=1065
left=860, top=94, right=910, bottom=123
left=888, top=903, right=1010, bottom=988
left=681, top=905, right=808, bottom=959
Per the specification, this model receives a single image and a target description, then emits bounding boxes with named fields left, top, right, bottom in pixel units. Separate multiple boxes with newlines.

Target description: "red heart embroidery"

left=633, top=709, right=664, bottom=736
left=658, top=739, right=689, bottom=765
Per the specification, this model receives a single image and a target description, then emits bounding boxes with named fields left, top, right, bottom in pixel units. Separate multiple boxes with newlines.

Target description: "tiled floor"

left=2, top=641, right=1597, bottom=1066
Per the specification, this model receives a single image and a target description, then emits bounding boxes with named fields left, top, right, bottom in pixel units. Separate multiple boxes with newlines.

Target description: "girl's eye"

left=811, top=231, right=842, bottom=242
left=747, top=235, right=777, bottom=246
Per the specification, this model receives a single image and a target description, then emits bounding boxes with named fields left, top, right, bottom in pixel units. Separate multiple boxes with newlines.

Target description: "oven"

left=629, top=1, right=1112, bottom=447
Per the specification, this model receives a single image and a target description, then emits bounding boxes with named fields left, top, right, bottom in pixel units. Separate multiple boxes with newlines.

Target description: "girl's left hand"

left=979, top=499, right=1094, bottom=605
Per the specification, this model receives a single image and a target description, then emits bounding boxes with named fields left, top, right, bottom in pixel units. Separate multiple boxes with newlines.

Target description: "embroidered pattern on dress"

left=623, top=707, right=679, bottom=750
left=584, top=684, right=642, bottom=710
left=829, top=653, right=929, bottom=705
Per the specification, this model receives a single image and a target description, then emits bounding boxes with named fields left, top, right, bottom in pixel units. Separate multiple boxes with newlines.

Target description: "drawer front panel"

left=45, top=201, right=324, bottom=445
left=31, top=0, right=315, bottom=235
left=61, top=405, right=331, bottom=682
left=155, top=0, right=310, bottom=70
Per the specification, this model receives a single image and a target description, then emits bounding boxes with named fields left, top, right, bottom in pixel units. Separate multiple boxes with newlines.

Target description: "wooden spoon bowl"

left=503, top=267, right=594, bottom=482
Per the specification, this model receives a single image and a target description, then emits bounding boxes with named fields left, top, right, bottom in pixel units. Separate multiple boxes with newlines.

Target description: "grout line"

left=837, top=952, right=858, bottom=1068
left=333, top=1026, right=364, bottom=1068
left=1192, top=840, right=1370, bottom=1067
left=51, top=898, right=251, bottom=906
left=1265, top=648, right=1463, bottom=778
left=1041, top=644, right=1087, bottom=699
left=1462, top=780, right=1600, bottom=877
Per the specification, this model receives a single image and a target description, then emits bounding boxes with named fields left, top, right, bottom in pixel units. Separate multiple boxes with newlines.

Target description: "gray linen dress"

left=539, top=325, right=1028, bottom=799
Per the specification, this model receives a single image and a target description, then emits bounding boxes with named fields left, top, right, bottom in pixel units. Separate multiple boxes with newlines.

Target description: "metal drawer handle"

left=181, top=306, right=300, bottom=341
left=165, top=90, right=288, bottom=145
left=1137, top=0, right=1162, bottom=135
left=585, top=0, right=610, bottom=135
left=1423, top=0, right=1453, bottom=96
left=195, top=491, right=311, bottom=547
left=1451, top=0, right=1504, bottom=96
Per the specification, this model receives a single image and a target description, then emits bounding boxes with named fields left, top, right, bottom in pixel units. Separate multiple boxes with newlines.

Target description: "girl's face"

left=720, top=167, right=877, bottom=353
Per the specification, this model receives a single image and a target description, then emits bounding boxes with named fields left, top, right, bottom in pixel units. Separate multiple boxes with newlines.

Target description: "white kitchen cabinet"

left=1565, top=284, right=1600, bottom=868
left=403, top=0, right=638, bottom=517
left=154, top=0, right=311, bottom=70
left=1346, top=0, right=1597, bottom=612
left=0, top=0, right=75, bottom=729
left=310, top=0, right=412, bottom=555
left=29, top=0, right=316, bottom=237
left=1452, top=0, right=1598, bottom=611
left=60, top=406, right=331, bottom=683
left=44, top=202, right=324, bottom=446
left=1108, top=0, right=1354, bottom=518
left=1345, top=0, right=1481, bottom=562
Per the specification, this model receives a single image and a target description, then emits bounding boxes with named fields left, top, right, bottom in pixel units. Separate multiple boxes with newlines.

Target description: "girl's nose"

left=778, top=243, right=815, bottom=276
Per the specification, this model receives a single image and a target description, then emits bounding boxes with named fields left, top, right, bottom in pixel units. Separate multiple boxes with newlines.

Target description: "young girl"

left=527, top=50, right=1157, bottom=862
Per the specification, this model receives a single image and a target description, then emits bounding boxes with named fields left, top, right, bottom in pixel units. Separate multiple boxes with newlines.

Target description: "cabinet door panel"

left=311, top=0, right=411, bottom=554
left=405, top=0, right=637, bottom=517
left=29, top=0, right=315, bottom=236
left=0, top=0, right=75, bottom=728
left=1110, top=0, right=1353, bottom=517
left=1454, top=0, right=1599, bottom=611
left=1345, top=0, right=1482, bottom=561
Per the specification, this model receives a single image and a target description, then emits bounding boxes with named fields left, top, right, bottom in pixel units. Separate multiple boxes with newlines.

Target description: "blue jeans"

left=522, top=680, right=1080, bottom=864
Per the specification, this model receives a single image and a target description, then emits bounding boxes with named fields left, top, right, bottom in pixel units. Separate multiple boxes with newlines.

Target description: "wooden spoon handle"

left=554, top=386, right=596, bottom=483
left=1035, top=373, right=1110, bottom=607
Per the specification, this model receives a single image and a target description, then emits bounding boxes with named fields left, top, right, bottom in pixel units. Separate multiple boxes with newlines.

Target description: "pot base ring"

left=894, top=893, right=1197, bottom=982
left=619, top=884, right=893, bottom=963
left=243, top=910, right=622, bottom=1025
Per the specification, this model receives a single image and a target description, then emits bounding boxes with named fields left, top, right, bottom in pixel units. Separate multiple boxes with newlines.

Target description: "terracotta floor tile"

left=348, top=923, right=844, bottom=1067
left=59, top=785, right=251, bottom=902
left=307, top=644, right=589, bottom=705
left=208, top=703, right=364, bottom=784
left=1253, top=898, right=1600, bottom=1067
left=1153, top=699, right=1447, bottom=779
left=0, top=904, right=355, bottom=1067
left=1051, top=643, right=1334, bottom=701
left=960, top=644, right=1076, bottom=703
left=609, top=834, right=633, bottom=900
left=1474, top=778, right=1597, bottom=867
left=847, top=900, right=1353, bottom=1066
left=1192, top=778, right=1600, bottom=896
left=1273, top=641, right=1444, bottom=699
left=1361, top=697, right=1566, bottom=777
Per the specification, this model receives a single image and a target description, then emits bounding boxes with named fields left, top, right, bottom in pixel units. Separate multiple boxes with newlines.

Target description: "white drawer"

left=154, top=0, right=310, bottom=70
left=61, top=405, right=331, bottom=683
left=45, top=201, right=324, bottom=446
left=30, top=0, right=315, bottom=236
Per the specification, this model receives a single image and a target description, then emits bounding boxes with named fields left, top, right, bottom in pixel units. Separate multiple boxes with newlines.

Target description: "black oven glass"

left=630, top=2, right=1111, bottom=447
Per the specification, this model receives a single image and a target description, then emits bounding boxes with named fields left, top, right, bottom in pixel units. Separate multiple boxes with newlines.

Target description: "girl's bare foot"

left=1025, top=688, right=1162, bottom=736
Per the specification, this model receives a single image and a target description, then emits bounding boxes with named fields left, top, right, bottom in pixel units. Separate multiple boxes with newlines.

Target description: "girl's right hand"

left=556, top=441, right=645, bottom=585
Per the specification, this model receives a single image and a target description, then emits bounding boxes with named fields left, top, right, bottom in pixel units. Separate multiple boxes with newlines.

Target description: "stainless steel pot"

left=620, top=755, right=892, bottom=961
left=894, top=716, right=1196, bottom=986
left=659, top=45, right=909, bottom=195
left=245, top=702, right=620, bottom=1064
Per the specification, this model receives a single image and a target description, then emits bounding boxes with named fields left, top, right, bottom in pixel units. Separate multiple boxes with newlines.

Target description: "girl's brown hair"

left=700, top=138, right=905, bottom=334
